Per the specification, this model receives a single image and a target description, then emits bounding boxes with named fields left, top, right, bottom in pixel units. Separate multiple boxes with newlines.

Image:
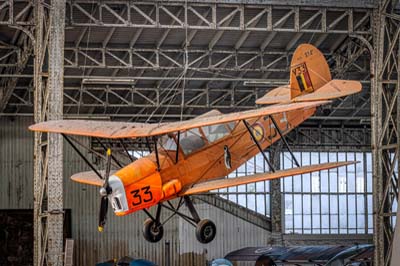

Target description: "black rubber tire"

left=195, top=219, right=216, bottom=244
left=143, top=218, right=164, bottom=243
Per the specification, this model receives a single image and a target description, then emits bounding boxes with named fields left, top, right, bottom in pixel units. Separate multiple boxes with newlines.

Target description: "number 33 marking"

left=130, top=186, right=153, bottom=206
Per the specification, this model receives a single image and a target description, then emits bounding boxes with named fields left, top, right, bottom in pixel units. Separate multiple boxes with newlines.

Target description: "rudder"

left=290, top=44, right=331, bottom=99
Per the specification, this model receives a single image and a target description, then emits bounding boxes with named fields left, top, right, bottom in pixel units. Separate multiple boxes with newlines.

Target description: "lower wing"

left=70, top=170, right=116, bottom=186
left=180, top=161, right=355, bottom=196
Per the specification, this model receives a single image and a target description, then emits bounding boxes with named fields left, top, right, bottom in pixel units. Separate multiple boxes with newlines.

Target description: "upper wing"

left=29, top=101, right=327, bottom=139
left=180, top=161, right=355, bottom=196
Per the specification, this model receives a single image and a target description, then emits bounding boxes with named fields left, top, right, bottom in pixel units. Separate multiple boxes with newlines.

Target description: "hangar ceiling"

left=0, top=0, right=372, bottom=126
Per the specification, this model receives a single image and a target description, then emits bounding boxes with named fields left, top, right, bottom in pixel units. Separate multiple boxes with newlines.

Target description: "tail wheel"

left=143, top=218, right=164, bottom=243
left=195, top=219, right=216, bottom=244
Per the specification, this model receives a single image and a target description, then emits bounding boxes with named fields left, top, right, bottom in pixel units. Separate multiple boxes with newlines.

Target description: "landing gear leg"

left=143, top=204, right=164, bottom=243
left=184, top=196, right=217, bottom=244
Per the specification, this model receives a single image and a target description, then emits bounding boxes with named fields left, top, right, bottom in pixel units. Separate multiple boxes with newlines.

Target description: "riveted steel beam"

left=33, top=0, right=65, bottom=265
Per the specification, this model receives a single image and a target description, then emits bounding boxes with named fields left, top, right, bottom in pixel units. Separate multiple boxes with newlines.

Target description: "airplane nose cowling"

left=111, top=158, right=163, bottom=216
left=108, top=175, right=129, bottom=213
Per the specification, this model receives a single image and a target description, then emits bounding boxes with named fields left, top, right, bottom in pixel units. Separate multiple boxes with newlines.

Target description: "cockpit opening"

left=157, top=122, right=237, bottom=156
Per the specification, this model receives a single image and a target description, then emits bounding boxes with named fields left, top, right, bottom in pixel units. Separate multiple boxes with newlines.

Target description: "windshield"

left=180, top=128, right=206, bottom=155
left=158, top=135, right=177, bottom=151
left=202, top=122, right=236, bottom=143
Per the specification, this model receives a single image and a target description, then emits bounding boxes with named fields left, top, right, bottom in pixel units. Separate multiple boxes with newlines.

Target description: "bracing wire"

left=146, top=70, right=185, bottom=123
left=78, top=0, right=96, bottom=114
left=148, top=1, right=190, bottom=124
left=180, top=0, right=189, bottom=122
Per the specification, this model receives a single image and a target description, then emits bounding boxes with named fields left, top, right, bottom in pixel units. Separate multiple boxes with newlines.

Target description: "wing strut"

left=62, top=134, right=103, bottom=180
left=243, top=120, right=276, bottom=172
left=153, top=136, right=161, bottom=171
left=145, top=137, right=152, bottom=153
left=119, top=139, right=135, bottom=162
left=270, top=115, right=300, bottom=167
left=175, top=131, right=180, bottom=164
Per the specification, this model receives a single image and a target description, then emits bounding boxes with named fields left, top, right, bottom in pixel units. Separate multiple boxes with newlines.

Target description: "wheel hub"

left=151, top=224, right=160, bottom=235
left=204, top=226, right=213, bottom=238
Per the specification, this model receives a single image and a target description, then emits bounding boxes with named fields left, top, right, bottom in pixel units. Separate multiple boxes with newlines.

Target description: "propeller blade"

left=104, top=148, right=112, bottom=179
left=98, top=148, right=112, bottom=232
left=104, top=148, right=112, bottom=193
left=98, top=196, right=108, bottom=232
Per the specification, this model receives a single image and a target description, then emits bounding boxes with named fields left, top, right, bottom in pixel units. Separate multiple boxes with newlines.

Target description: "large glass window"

left=216, top=153, right=271, bottom=216
left=282, top=151, right=373, bottom=234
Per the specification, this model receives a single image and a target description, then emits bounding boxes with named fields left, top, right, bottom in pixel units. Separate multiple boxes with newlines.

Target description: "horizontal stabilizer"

left=292, top=80, right=361, bottom=102
left=180, top=161, right=356, bottom=196
left=256, top=80, right=361, bottom=105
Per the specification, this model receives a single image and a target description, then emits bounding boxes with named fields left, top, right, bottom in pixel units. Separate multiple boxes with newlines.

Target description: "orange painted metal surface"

left=161, top=179, right=182, bottom=200
left=113, top=158, right=162, bottom=214
left=114, top=158, right=157, bottom=185
left=117, top=171, right=162, bottom=215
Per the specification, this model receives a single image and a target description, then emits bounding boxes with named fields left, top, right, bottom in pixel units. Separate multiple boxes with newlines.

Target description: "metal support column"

left=33, top=0, right=66, bottom=265
left=47, top=1, right=65, bottom=264
left=372, top=6, right=384, bottom=265
left=269, top=142, right=283, bottom=245
left=33, top=2, right=45, bottom=265
left=372, top=1, right=400, bottom=265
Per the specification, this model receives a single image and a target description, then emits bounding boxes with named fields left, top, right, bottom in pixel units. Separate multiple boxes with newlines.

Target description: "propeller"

left=98, top=148, right=112, bottom=232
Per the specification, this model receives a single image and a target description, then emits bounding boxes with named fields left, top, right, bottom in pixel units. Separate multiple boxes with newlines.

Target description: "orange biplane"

left=29, top=44, right=362, bottom=244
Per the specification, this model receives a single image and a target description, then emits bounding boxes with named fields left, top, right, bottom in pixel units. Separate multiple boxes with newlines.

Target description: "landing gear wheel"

left=195, top=219, right=216, bottom=244
left=143, top=218, right=164, bottom=243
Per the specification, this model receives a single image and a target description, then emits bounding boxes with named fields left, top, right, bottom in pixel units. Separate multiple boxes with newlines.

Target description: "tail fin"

left=290, top=44, right=331, bottom=99
left=255, top=44, right=361, bottom=105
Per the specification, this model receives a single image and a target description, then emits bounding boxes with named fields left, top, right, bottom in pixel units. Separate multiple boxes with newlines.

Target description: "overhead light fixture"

left=243, top=80, right=288, bottom=86
left=65, top=115, right=111, bottom=120
left=360, top=118, right=371, bottom=125
left=82, top=78, right=135, bottom=85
